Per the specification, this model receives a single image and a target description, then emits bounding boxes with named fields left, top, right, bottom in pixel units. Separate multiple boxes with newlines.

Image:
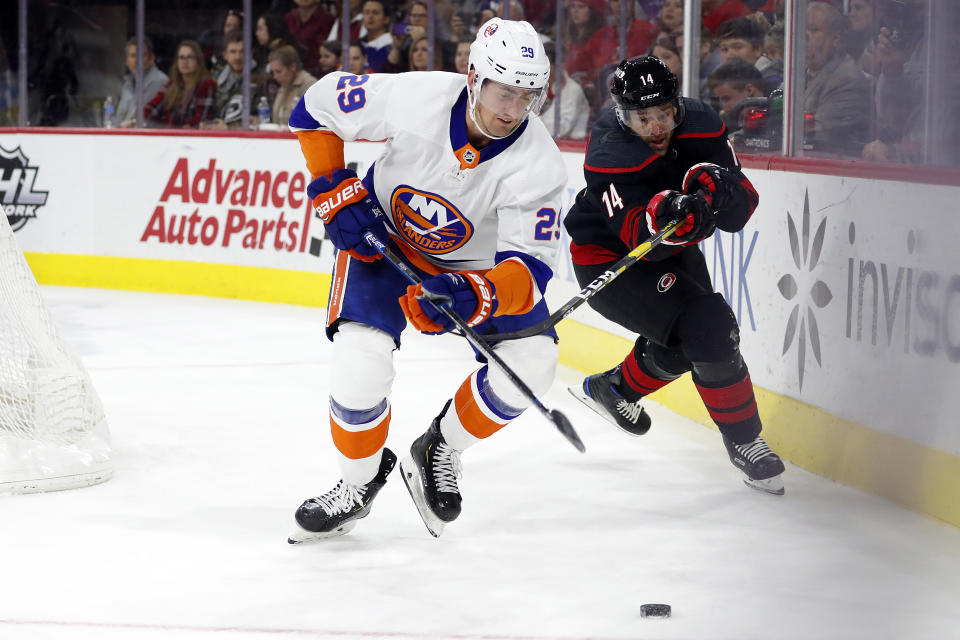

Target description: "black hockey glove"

left=682, top=162, right=758, bottom=232
left=644, top=190, right=716, bottom=246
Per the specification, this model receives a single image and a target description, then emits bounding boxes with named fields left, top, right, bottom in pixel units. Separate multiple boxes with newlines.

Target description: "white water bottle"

left=257, top=96, right=270, bottom=125
left=103, top=96, right=115, bottom=128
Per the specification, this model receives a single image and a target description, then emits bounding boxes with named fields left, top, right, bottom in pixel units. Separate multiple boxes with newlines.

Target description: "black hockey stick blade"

left=550, top=408, right=585, bottom=453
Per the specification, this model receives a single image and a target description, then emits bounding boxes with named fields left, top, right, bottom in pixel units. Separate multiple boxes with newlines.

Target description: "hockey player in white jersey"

left=286, top=18, right=566, bottom=541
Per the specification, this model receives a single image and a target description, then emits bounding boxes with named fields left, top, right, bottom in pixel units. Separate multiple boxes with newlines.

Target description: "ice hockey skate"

left=723, top=435, right=785, bottom=495
left=568, top=365, right=651, bottom=436
left=400, top=406, right=463, bottom=537
left=287, top=448, right=397, bottom=543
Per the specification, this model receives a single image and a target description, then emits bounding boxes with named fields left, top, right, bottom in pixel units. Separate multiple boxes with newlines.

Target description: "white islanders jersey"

left=289, top=71, right=566, bottom=293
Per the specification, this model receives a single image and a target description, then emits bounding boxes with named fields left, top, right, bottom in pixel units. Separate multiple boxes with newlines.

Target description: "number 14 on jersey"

left=601, top=183, right=624, bottom=218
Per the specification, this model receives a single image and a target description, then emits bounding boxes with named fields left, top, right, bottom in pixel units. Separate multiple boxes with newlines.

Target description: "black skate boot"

left=568, top=365, right=651, bottom=436
left=287, top=448, right=397, bottom=543
left=400, top=401, right=463, bottom=537
left=722, top=435, right=785, bottom=495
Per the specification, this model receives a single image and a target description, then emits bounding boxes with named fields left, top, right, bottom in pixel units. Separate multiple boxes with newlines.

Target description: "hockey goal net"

left=0, top=214, right=112, bottom=494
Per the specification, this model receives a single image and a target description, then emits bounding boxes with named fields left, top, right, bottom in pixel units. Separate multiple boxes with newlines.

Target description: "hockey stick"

left=482, top=218, right=685, bottom=342
left=362, top=231, right=585, bottom=453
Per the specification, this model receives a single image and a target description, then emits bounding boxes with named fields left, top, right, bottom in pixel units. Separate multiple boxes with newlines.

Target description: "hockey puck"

left=640, top=603, right=671, bottom=618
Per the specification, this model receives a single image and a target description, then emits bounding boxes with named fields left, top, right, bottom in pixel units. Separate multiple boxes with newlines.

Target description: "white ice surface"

left=2, top=287, right=960, bottom=640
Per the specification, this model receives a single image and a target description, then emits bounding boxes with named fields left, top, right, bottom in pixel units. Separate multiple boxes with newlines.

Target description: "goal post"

left=0, top=214, right=113, bottom=494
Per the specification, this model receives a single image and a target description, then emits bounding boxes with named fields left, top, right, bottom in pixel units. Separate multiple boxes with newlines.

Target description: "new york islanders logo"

left=484, top=23, right=498, bottom=37
left=391, top=186, right=472, bottom=255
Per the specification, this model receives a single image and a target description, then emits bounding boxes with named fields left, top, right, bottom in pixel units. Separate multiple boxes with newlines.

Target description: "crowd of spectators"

left=2, top=1, right=956, bottom=166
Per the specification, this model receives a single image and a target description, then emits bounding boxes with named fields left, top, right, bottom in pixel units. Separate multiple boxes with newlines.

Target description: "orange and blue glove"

left=399, top=272, right=497, bottom=334
left=308, top=169, right=388, bottom=262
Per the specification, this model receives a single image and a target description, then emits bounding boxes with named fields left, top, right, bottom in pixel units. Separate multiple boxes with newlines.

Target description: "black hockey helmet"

left=610, top=55, right=685, bottom=132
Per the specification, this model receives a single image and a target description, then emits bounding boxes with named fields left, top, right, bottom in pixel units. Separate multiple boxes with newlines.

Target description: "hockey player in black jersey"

left=564, top=56, right=785, bottom=495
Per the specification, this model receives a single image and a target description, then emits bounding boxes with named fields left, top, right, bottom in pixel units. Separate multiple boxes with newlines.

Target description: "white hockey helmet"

left=467, top=18, right=550, bottom=139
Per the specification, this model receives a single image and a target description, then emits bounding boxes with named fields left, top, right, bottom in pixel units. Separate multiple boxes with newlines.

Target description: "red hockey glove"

left=645, top=189, right=716, bottom=246
left=399, top=272, right=497, bottom=334
left=682, top=162, right=758, bottom=232
left=308, top=169, right=388, bottom=262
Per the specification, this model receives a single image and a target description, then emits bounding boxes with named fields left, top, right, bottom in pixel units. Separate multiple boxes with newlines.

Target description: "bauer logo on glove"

left=308, top=169, right=389, bottom=262
left=312, top=176, right=368, bottom=223
left=465, top=272, right=494, bottom=322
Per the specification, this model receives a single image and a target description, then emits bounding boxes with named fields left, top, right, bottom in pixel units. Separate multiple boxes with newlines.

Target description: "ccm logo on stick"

left=657, top=273, right=677, bottom=292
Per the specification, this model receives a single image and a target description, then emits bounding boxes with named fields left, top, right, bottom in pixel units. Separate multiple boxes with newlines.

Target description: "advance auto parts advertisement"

left=6, top=133, right=381, bottom=273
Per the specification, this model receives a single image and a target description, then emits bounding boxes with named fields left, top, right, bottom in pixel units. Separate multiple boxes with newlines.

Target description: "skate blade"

left=567, top=386, right=643, bottom=437
left=399, top=456, right=445, bottom=538
left=743, top=474, right=785, bottom=496
left=287, top=519, right=357, bottom=544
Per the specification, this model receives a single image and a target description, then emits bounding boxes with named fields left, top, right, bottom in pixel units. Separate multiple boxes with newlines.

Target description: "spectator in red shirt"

left=145, top=40, right=216, bottom=128
left=585, top=0, right=660, bottom=74
left=563, top=0, right=607, bottom=83
left=703, top=0, right=753, bottom=34
left=286, top=0, right=336, bottom=74
left=519, top=0, right=555, bottom=29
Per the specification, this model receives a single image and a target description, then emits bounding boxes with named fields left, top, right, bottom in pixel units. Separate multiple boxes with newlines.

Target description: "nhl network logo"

left=0, top=146, right=49, bottom=231
left=776, top=189, right=833, bottom=391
